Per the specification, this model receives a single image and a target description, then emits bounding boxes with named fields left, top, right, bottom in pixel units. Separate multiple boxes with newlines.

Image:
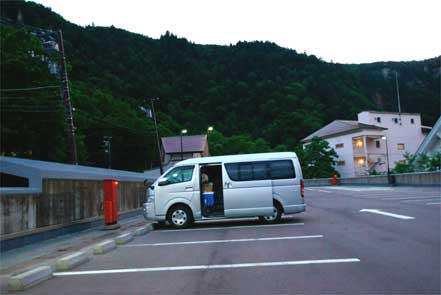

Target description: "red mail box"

left=104, top=179, right=118, bottom=225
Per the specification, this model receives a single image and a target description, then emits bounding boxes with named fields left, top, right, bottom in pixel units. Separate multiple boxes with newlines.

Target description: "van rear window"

left=225, top=160, right=295, bottom=181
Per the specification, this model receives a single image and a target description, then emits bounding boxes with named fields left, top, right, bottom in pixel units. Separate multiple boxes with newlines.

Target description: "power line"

left=0, top=95, right=60, bottom=99
left=0, top=86, right=59, bottom=92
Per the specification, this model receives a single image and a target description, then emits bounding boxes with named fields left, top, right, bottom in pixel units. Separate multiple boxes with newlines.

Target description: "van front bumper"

left=143, top=202, right=166, bottom=221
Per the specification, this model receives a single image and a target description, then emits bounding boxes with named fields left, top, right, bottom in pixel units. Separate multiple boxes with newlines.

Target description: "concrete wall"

left=1, top=179, right=147, bottom=238
left=304, top=171, right=440, bottom=186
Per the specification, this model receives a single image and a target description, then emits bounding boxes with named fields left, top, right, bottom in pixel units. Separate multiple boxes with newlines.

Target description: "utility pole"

left=103, top=136, right=112, bottom=169
left=395, top=71, right=402, bottom=125
left=58, top=30, right=78, bottom=164
left=149, top=98, right=164, bottom=174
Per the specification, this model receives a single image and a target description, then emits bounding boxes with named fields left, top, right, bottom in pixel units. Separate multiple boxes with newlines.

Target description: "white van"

left=143, top=152, right=305, bottom=228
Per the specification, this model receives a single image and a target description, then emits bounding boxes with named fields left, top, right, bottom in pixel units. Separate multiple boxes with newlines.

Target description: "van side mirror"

left=158, top=178, right=169, bottom=186
left=143, top=179, right=150, bottom=187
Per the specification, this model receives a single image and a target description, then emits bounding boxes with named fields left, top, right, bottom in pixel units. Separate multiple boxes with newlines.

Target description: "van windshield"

left=164, top=166, right=194, bottom=184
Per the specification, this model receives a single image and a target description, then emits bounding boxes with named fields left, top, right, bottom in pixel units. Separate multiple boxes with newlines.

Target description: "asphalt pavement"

left=12, top=186, right=441, bottom=294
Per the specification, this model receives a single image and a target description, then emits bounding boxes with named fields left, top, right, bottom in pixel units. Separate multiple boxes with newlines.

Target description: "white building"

left=301, top=111, right=429, bottom=177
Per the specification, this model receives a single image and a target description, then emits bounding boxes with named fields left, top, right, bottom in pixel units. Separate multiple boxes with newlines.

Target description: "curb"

left=6, top=223, right=154, bottom=292
left=8, top=266, right=53, bottom=291
left=55, top=252, right=89, bottom=271
left=115, top=232, right=135, bottom=245
left=93, top=240, right=117, bottom=255
left=134, top=224, right=153, bottom=236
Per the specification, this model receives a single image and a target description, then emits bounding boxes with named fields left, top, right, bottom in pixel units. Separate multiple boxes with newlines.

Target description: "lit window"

left=336, top=143, right=344, bottom=148
left=355, top=139, right=363, bottom=147
left=357, top=158, right=365, bottom=165
left=376, top=141, right=380, bottom=148
left=397, top=143, right=405, bottom=150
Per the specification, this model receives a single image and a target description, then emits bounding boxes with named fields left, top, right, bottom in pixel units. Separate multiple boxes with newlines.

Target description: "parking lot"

left=17, top=186, right=440, bottom=294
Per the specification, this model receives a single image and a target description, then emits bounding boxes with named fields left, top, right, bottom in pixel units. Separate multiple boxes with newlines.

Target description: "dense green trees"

left=296, top=137, right=339, bottom=178
left=392, top=152, right=441, bottom=173
left=1, top=1, right=439, bottom=172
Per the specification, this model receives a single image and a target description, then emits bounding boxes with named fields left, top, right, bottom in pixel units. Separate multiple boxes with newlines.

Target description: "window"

left=375, top=117, right=381, bottom=123
left=393, top=118, right=398, bottom=124
left=336, top=161, right=345, bottom=166
left=376, top=141, right=380, bottom=148
left=410, top=118, right=415, bottom=124
left=269, top=160, right=295, bottom=180
left=225, top=160, right=295, bottom=181
left=164, top=166, right=194, bottom=184
left=335, top=143, right=344, bottom=148
left=397, top=143, right=405, bottom=150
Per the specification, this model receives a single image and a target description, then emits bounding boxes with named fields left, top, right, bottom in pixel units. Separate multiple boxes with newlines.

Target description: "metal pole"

left=103, top=136, right=112, bottom=169
left=150, top=98, right=163, bottom=174
left=58, top=30, right=78, bottom=164
left=385, top=136, right=391, bottom=184
left=395, top=71, right=401, bottom=113
left=180, top=134, right=183, bottom=160
left=395, top=71, right=402, bottom=125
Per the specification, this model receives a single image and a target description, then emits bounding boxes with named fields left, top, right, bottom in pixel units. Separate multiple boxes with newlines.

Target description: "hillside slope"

left=1, top=0, right=439, bottom=171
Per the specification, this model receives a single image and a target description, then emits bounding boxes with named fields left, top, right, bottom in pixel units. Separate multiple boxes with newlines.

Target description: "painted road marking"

left=156, top=222, right=304, bottom=233
left=381, top=196, right=438, bottom=201
left=427, top=202, right=441, bottom=205
left=359, top=209, right=415, bottom=220
left=54, top=258, right=360, bottom=276
left=123, top=235, right=323, bottom=247
left=403, top=198, right=441, bottom=203
left=317, top=190, right=331, bottom=193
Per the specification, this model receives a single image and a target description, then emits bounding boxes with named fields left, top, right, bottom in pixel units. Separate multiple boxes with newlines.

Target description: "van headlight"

left=146, top=194, right=155, bottom=203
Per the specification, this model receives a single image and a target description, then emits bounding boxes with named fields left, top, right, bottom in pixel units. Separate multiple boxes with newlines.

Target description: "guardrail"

left=304, top=171, right=440, bottom=187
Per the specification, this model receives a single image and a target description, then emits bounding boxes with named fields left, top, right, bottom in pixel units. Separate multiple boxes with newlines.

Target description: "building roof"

left=0, top=156, right=153, bottom=194
left=359, top=111, right=420, bottom=116
left=301, top=120, right=386, bottom=143
left=161, top=135, right=207, bottom=154
left=416, top=116, right=441, bottom=155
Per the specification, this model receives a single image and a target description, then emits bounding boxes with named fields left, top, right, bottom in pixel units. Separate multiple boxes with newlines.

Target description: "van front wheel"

left=168, top=205, right=192, bottom=229
left=259, top=203, right=282, bottom=224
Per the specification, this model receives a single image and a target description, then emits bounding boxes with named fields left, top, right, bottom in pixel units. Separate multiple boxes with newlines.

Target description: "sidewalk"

left=0, top=214, right=153, bottom=291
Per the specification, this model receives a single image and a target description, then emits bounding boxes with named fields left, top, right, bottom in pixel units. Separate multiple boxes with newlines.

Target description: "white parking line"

left=53, top=258, right=361, bottom=276
left=359, top=209, right=415, bottom=220
left=155, top=222, right=304, bottom=233
left=122, top=235, right=323, bottom=247
left=427, top=202, right=441, bottom=205
left=403, top=198, right=441, bottom=203
left=381, top=196, right=438, bottom=201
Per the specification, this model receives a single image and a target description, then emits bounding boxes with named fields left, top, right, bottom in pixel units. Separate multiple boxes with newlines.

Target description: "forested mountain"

left=1, top=1, right=439, bottom=171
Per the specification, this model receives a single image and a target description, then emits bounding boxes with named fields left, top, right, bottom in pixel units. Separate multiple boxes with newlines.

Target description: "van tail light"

left=300, top=179, right=305, bottom=198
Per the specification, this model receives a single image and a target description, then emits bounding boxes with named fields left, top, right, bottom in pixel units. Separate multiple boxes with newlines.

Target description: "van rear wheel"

left=167, top=205, right=192, bottom=229
left=259, top=202, right=282, bottom=224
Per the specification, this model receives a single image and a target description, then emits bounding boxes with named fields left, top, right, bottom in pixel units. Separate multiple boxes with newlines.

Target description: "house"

left=301, top=111, right=428, bottom=177
left=161, top=135, right=210, bottom=166
left=416, top=116, right=441, bottom=156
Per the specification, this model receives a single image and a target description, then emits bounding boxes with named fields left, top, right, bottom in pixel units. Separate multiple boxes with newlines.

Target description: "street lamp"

left=381, top=136, right=391, bottom=184
left=181, top=129, right=187, bottom=160
left=207, top=126, right=214, bottom=132
left=143, top=98, right=164, bottom=174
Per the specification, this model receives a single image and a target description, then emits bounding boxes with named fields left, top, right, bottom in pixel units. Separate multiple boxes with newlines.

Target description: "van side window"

left=269, top=160, right=295, bottom=179
left=225, top=160, right=295, bottom=181
left=164, top=166, right=194, bottom=184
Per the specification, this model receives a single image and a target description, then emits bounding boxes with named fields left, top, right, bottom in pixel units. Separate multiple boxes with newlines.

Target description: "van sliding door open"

left=222, top=162, right=273, bottom=218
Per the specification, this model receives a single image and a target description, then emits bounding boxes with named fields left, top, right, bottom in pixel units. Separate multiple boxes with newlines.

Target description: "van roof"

left=176, top=152, right=298, bottom=166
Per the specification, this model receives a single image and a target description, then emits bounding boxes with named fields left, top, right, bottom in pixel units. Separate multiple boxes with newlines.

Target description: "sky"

left=35, top=0, right=440, bottom=64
